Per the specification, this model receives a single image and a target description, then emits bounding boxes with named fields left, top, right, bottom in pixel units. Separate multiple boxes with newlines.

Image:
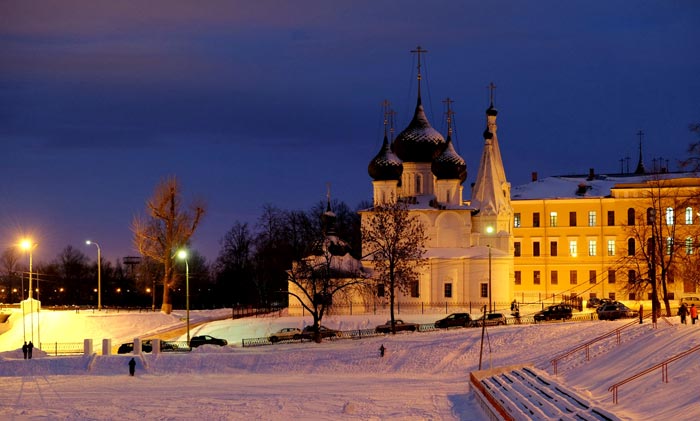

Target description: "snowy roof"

left=511, top=172, right=699, bottom=200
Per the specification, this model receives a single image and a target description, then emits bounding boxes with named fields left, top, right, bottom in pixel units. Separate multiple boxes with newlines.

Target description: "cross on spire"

left=634, top=130, right=646, bottom=174
left=388, top=108, right=397, bottom=141
left=411, top=46, right=428, bottom=97
left=382, top=99, right=391, bottom=137
left=442, top=97, right=455, bottom=136
left=488, top=82, right=497, bottom=107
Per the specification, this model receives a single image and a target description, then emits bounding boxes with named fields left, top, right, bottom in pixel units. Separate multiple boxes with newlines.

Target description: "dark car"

left=474, top=313, right=507, bottom=326
left=375, top=319, right=420, bottom=333
left=534, top=304, right=573, bottom=322
left=597, top=303, right=638, bottom=320
left=189, top=335, right=228, bottom=348
left=435, top=313, right=473, bottom=329
left=300, top=325, right=340, bottom=340
left=586, top=297, right=612, bottom=309
left=117, top=340, right=176, bottom=354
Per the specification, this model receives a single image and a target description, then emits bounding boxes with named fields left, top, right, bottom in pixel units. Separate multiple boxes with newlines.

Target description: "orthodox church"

left=362, top=47, right=514, bottom=311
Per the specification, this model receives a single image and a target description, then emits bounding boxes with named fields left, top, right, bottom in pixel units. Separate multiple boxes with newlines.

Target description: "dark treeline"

left=1, top=199, right=367, bottom=309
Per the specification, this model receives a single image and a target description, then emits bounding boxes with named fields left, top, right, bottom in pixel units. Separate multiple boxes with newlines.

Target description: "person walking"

left=639, top=304, right=643, bottom=324
left=27, top=341, right=34, bottom=359
left=22, top=342, right=28, bottom=359
left=379, top=344, right=386, bottom=358
left=690, top=304, right=698, bottom=325
left=128, top=358, right=136, bottom=376
left=679, top=303, right=689, bottom=324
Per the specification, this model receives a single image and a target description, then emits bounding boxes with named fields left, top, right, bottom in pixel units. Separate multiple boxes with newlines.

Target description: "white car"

left=268, top=328, right=302, bottom=343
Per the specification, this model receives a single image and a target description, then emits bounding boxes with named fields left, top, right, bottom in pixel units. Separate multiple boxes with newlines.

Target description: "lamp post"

left=177, top=250, right=190, bottom=346
left=85, top=240, right=102, bottom=310
left=485, top=226, right=494, bottom=314
left=20, top=239, right=38, bottom=344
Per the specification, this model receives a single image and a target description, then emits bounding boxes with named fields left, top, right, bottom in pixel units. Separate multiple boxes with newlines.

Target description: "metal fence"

left=41, top=342, right=84, bottom=356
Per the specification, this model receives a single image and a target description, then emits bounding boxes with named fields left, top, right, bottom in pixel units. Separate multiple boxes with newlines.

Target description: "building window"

left=569, top=240, right=577, bottom=257
left=534, top=270, right=541, bottom=285
left=480, top=283, right=488, bottom=298
left=588, top=240, right=597, bottom=256
left=410, top=280, right=420, bottom=297
left=514, top=213, right=521, bottom=228
left=550, top=241, right=558, bottom=257
left=686, top=207, right=693, bottom=225
left=589, top=270, right=597, bottom=284
left=550, top=212, right=558, bottom=227
left=533, top=241, right=541, bottom=257
left=415, top=174, right=423, bottom=194
left=628, top=270, right=636, bottom=283
left=569, top=211, right=577, bottom=227
left=627, top=238, right=636, bottom=256
left=666, top=237, right=673, bottom=255
left=514, top=271, right=521, bottom=285
left=629, top=293, right=636, bottom=301
left=588, top=211, right=597, bottom=227
left=608, top=270, right=616, bottom=284
left=589, top=293, right=598, bottom=300
left=514, top=242, right=521, bottom=257
left=533, top=212, right=540, bottom=228
left=666, top=207, right=674, bottom=225
left=647, top=207, right=655, bottom=225
left=444, top=283, right=452, bottom=298
left=627, top=208, right=635, bottom=225
left=686, top=237, right=694, bottom=255
left=551, top=270, right=558, bottom=285
left=377, top=283, right=385, bottom=297
left=609, top=293, right=616, bottom=301
left=607, top=210, right=615, bottom=226
left=607, top=240, right=616, bottom=256
left=570, top=270, right=577, bottom=284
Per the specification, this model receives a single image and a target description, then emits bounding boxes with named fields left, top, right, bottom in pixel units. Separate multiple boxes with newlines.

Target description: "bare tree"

left=132, top=176, right=205, bottom=314
left=681, top=123, right=700, bottom=171
left=361, top=200, right=427, bottom=334
left=621, top=177, right=700, bottom=317
left=1, top=247, right=20, bottom=303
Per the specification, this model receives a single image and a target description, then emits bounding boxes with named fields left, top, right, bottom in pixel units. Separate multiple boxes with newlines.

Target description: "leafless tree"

left=1, top=247, right=20, bottom=302
left=132, top=176, right=205, bottom=314
left=361, top=199, right=427, bottom=333
left=680, top=123, right=700, bottom=171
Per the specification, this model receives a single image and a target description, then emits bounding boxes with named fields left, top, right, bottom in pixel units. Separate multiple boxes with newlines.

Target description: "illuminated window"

left=686, top=237, right=694, bottom=255
left=666, top=207, right=674, bottom=225
left=569, top=240, right=577, bottom=257
left=444, top=283, right=452, bottom=298
left=686, top=207, right=693, bottom=225
left=588, top=240, right=597, bottom=256
left=514, top=271, right=521, bottom=285
left=551, top=270, right=558, bottom=285
left=534, top=270, right=541, bottom=285
left=550, top=212, right=558, bottom=227
left=514, top=213, right=521, bottom=228
left=569, top=270, right=577, bottom=285
left=666, top=237, right=673, bottom=255
left=588, top=211, right=597, bottom=227
left=607, top=240, right=616, bottom=256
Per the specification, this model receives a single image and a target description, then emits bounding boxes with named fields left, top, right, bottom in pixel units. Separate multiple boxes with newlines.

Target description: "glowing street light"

left=85, top=240, right=102, bottom=310
left=20, top=239, right=37, bottom=300
left=176, top=249, right=190, bottom=346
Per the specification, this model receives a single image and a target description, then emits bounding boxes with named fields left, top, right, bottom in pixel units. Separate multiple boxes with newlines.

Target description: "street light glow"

left=176, top=249, right=191, bottom=347
left=177, top=250, right=188, bottom=260
left=85, top=240, right=102, bottom=310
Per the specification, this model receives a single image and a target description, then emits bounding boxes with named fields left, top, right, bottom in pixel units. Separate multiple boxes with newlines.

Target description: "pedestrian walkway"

left=470, top=365, right=619, bottom=421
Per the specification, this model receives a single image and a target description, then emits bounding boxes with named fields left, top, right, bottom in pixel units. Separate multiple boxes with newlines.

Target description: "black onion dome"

left=368, top=134, right=403, bottom=181
left=431, top=135, right=467, bottom=182
left=486, top=104, right=498, bottom=116
left=483, top=129, right=493, bottom=140
left=392, top=99, right=445, bottom=162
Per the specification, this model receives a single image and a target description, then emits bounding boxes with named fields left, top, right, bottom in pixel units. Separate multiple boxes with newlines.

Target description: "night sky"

left=2, top=1, right=699, bottom=264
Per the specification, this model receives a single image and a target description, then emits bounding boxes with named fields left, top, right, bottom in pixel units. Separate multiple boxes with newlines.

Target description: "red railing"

left=608, top=342, right=700, bottom=404
left=550, top=315, right=652, bottom=375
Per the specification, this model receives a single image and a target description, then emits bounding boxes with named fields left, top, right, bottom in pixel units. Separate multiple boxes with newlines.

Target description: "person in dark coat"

left=22, top=342, right=28, bottom=359
left=27, top=341, right=33, bottom=359
left=639, top=304, right=643, bottom=324
left=379, top=344, right=386, bottom=357
left=679, top=303, right=689, bottom=324
left=128, top=358, right=136, bottom=376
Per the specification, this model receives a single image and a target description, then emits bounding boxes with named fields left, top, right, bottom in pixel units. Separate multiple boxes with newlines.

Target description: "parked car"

left=300, top=325, right=340, bottom=340
left=534, top=304, right=573, bottom=322
left=375, top=319, right=420, bottom=333
left=117, top=340, right=176, bottom=354
left=586, top=297, right=612, bottom=308
left=269, top=327, right=302, bottom=343
left=435, top=313, right=473, bottom=329
left=189, top=335, right=228, bottom=348
left=597, top=303, right=638, bottom=320
left=474, top=313, right=507, bottom=326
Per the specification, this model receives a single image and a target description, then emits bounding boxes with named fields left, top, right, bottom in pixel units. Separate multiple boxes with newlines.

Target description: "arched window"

left=666, top=207, right=674, bottom=225
left=686, top=207, right=693, bottom=225
left=627, top=208, right=635, bottom=225
left=627, top=238, right=636, bottom=256
left=686, top=237, right=694, bottom=255
left=646, top=208, right=655, bottom=225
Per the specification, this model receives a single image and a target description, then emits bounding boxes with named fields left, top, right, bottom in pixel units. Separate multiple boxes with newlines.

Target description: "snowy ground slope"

left=1, top=309, right=699, bottom=420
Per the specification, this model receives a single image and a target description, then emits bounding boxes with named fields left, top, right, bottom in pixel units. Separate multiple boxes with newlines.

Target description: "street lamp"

left=85, top=240, right=102, bottom=310
left=20, top=239, right=38, bottom=344
left=176, top=249, right=190, bottom=346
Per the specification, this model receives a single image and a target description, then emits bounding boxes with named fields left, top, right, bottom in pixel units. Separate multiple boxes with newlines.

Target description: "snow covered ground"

left=1, top=307, right=699, bottom=420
